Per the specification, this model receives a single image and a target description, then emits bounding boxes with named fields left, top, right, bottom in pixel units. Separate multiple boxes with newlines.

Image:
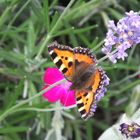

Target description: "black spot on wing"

left=79, top=109, right=86, bottom=115
left=55, top=59, right=62, bottom=68
left=68, top=62, right=73, bottom=67
left=62, top=68, right=68, bottom=73
left=77, top=96, right=82, bottom=101
left=77, top=103, right=84, bottom=108
left=83, top=92, right=88, bottom=97
left=51, top=52, right=57, bottom=59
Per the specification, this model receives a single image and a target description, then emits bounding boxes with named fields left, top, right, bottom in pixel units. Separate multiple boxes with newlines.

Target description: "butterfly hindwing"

left=92, top=69, right=102, bottom=92
left=76, top=90, right=95, bottom=120
left=75, top=70, right=103, bottom=120
left=48, top=42, right=74, bottom=81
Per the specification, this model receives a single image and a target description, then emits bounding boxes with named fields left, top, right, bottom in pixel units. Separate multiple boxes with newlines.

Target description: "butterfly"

left=47, top=41, right=109, bottom=120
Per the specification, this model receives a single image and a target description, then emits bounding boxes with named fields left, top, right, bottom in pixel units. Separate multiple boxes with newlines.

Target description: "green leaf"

left=0, top=126, right=28, bottom=133
left=43, top=0, right=50, bottom=31
left=0, top=49, right=25, bottom=66
left=108, top=8, right=123, bottom=19
left=27, top=21, right=36, bottom=57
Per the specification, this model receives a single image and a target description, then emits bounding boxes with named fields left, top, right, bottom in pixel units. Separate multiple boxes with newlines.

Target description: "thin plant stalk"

left=35, top=0, right=75, bottom=59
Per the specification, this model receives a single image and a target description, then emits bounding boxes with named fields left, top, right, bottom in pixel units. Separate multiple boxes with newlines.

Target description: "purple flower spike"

left=119, top=122, right=140, bottom=139
left=102, top=45, right=112, bottom=54
left=95, top=87, right=106, bottom=101
left=90, top=103, right=97, bottom=113
left=102, top=10, right=140, bottom=63
left=103, top=75, right=110, bottom=86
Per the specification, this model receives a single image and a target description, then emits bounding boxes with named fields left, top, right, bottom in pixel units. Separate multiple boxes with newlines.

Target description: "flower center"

left=128, top=126, right=135, bottom=132
left=128, top=31, right=133, bottom=36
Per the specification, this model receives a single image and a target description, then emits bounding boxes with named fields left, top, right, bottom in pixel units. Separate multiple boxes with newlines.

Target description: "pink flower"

left=42, top=68, right=76, bottom=107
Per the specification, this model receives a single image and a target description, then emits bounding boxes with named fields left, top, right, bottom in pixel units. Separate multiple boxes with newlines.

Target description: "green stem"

left=35, top=0, right=75, bottom=59
left=0, top=0, right=16, bottom=28
left=10, top=0, right=31, bottom=27
left=52, top=102, right=64, bottom=140
left=111, top=70, right=140, bottom=87
left=0, top=79, right=65, bottom=122
left=9, top=105, right=76, bottom=113
left=120, top=79, right=140, bottom=94
left=0, top=0, right=30, bottom=45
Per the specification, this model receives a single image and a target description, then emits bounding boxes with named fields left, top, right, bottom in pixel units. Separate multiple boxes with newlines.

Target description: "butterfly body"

left=70, top=64, right=97, bottom=91
left=48, top=42, right=109, bottom=120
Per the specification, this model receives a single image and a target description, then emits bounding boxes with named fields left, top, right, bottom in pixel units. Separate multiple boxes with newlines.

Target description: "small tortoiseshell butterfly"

left=48, top=42, right=109, bottom=120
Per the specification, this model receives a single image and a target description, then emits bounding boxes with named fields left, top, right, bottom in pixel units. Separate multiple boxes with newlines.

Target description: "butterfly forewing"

left=48, top=42, right=74, bottom=81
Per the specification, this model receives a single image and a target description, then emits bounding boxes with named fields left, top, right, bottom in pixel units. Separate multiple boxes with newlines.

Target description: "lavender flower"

left=119, top=122, right=140, bottom=139
left=102, top=10, right=140, bottom=63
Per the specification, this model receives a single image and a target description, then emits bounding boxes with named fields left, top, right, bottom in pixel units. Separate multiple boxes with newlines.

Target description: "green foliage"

left=0, top=0, right=140, bottom=140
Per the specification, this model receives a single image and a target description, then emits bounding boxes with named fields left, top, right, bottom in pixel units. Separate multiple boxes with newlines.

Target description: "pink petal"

left=60, top=89, right=76, bottom=107
left=42, top=67, right=76, bottom=107
left=43, top=68, right=64, bottom=84
left=42, top=85, right=66, bottom=103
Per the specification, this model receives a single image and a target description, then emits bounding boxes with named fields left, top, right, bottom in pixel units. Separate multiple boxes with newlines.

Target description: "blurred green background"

left=0, top=0, right=140, bottom=140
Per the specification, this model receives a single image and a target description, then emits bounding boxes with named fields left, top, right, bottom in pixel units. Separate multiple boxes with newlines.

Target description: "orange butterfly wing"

left=76, top=90, right=95, bottom=119
left=48, top=42, right=74, bottom=81
left=73, top=47, right=104, bottom=120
